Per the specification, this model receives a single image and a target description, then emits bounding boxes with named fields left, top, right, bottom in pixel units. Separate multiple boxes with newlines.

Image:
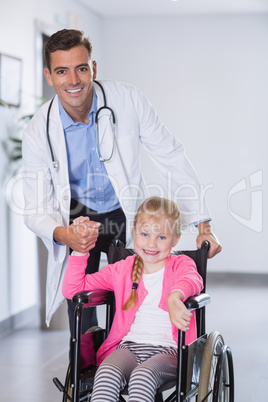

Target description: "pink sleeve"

left=171, top=256, right=203, bottom=301
left=62, top=254, right=90, bottom=299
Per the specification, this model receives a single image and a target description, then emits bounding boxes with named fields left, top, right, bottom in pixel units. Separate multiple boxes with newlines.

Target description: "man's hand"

left=53, top=217, right=101, bottom=254
left=167, top=291, right=192, bottom=332
left=197, top=221, right=222, bottom=258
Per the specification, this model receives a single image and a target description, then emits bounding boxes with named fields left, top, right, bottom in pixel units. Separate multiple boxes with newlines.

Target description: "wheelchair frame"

left=54, top=241, right=234, bottom=402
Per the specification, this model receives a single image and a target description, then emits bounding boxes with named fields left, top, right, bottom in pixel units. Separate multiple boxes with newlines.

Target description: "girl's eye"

left=159, top=236, right=166, bottom=240
left=141, top=233, right=148, bottom=237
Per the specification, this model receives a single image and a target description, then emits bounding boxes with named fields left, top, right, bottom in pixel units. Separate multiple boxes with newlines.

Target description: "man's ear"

left=92, top=60, right=97, bottom=80
left=44, top=68, right=53, bottom=87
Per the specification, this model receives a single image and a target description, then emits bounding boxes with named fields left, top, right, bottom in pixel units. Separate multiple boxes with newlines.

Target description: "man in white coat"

left=22, top=29, right=221, bottom=333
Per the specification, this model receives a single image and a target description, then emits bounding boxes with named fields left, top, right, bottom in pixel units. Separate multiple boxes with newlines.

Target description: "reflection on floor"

left=0, top=273, right=267, bottom=402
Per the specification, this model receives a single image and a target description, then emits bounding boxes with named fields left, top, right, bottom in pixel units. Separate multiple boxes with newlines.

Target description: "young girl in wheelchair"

left=62, top=196, right=203, bottom=402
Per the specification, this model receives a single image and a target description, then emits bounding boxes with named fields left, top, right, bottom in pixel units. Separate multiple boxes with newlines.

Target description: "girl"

left=62, top=196, right=203, bottom=402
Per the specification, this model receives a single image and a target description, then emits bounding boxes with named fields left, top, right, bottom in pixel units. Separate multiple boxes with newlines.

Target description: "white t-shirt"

left=122, top=267, right=177, bottom=348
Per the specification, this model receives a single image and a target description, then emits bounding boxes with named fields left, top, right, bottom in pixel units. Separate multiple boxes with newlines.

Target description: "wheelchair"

left=53, top=240, right=234, bottom=402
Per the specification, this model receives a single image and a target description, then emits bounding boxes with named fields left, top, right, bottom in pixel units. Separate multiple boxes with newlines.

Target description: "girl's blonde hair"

left=122, top=197, right=181, bottom=311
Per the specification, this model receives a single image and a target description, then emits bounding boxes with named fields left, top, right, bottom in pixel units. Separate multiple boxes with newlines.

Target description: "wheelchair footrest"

left=79, top=366, right=99, bottom=392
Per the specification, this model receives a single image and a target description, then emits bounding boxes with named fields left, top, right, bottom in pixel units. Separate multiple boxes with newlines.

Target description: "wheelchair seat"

left=53, top=240, right=234, bottom=402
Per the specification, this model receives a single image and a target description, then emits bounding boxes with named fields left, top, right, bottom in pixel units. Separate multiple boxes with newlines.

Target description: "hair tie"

left=132, top=283, right=138, bottom=290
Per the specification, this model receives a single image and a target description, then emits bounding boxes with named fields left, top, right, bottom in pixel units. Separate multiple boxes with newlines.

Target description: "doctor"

left=22, top=29, right=221, bottom=333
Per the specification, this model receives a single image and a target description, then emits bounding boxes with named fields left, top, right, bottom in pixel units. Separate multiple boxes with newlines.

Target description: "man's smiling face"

left=44, top=45, right=97, bottom=120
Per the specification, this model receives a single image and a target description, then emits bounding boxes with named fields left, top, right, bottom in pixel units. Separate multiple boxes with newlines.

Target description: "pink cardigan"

left=62, top=254, right=203, bottom=365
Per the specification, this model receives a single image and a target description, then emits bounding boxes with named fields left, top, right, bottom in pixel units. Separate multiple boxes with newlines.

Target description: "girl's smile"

left=143, top=249, right=159, bottom=255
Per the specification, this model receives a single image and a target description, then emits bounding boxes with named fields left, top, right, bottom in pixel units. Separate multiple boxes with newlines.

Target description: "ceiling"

left=76, top=0, right=268, bottom=18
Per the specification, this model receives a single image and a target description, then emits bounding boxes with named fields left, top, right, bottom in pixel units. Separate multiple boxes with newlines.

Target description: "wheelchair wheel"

left=62, top=361, right=93, bottom=402
left=213, top=344, right=234, bottom=402
left=62, top=326, right=103, bottom=402
left=197, top=331, right=233, bottom=402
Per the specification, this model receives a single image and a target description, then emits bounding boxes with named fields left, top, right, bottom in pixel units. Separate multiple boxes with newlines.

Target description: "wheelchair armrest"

left=72, top=289, right=114, bottom=306
left=184, top=293, right=211, bottom=311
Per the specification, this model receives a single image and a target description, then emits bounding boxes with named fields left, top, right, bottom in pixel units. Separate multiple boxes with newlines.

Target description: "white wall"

left=100, top=15, right=268, bottom=273
left=0, top=107, right=15, bottom=322
left=0, top=0, right=102, bottom=325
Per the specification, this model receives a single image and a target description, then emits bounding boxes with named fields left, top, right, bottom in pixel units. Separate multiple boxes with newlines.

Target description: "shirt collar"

left=58, top=88, right=97, bottom=130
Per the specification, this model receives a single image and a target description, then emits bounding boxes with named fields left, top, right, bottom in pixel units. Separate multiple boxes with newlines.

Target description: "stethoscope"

left=46, top=80, right=116, bottom=169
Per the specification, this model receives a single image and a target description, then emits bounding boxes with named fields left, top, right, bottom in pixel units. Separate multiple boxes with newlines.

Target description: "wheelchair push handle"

left=201, top=240, right=210, bottom=251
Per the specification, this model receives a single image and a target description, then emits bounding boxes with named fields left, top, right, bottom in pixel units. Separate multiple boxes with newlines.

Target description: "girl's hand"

left=167, top=291, right=193, bottom=332
left=73, top=216, right=91, bottom=228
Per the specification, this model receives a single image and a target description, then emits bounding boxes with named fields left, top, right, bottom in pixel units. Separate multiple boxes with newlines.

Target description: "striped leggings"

left=91, top=341, right=178, bottom=402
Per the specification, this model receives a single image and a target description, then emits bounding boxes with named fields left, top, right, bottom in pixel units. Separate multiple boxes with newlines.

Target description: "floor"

left=0, top=274, right=267, bottom=402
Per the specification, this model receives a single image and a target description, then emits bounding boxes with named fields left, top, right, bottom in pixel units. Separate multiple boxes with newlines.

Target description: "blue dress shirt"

left=58, top=91, right=121, bottom=213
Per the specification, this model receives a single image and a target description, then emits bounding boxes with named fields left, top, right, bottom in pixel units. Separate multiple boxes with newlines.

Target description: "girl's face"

left=133, top=214, right=180, bottom=273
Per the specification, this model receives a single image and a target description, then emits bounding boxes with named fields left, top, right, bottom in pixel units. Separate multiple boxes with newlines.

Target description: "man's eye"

left=57, top=70, right=66, bottom=75
left=79, top=67, right=88, bottom=72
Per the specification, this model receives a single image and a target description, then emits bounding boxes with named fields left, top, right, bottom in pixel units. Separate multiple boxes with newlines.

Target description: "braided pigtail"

left=122, top=255, right=143, bottom=310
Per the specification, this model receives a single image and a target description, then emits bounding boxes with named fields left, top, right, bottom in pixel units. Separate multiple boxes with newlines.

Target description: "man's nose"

left=69, top=70, right=80, bottom=85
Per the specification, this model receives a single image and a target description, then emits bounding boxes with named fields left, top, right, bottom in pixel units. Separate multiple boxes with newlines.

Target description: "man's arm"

left=197, top=221, right=222, bottom=258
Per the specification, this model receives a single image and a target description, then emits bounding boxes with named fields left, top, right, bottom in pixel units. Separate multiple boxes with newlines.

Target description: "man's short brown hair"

left=44, top=29, right=93, bottom=72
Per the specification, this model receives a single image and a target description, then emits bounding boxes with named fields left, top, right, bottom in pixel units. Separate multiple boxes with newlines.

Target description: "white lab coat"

left=22, top=80, right=210, bottom=326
